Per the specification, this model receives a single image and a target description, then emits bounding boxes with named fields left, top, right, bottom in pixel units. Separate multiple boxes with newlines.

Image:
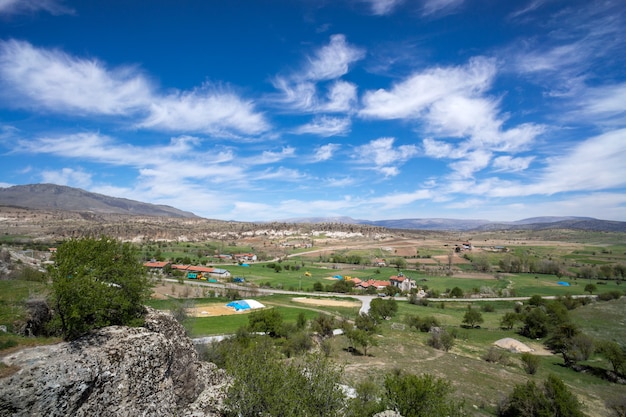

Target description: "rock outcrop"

left=0, top=308, right=229, bottom=417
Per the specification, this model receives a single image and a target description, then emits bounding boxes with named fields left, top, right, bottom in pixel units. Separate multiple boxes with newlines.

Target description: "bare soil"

left=291, top=297, right=361, bottom=308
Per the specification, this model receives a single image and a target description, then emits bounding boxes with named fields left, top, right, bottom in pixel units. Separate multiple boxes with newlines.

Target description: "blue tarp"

left=333, top=275, right=343, bottom=279
left=557, top=281, right=570, bottom=286
left=227, top=300, right=251, bottom=311
left=240, top=263, right=250, bottom=267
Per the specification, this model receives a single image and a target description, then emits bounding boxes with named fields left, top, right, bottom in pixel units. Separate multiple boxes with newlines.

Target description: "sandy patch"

left=292, top=297, right=361, bottom=308
left=188, top=304, right=242, bottom=317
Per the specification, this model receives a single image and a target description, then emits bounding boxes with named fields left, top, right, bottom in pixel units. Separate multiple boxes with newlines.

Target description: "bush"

left=483, top=347, right=509, bottom=365
left=520, top=352, right=540, bottom=375
left=428, top=329, right=455, bottom=352
left=498, top=374, right=585, bottom=417
left=381, top=371, right=465, bottom=417
left=598, top=290, right=623, bottom=301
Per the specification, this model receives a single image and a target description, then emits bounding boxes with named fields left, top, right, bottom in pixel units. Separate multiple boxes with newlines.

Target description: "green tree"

left=520, top=307, right=550, bottom=339
left=347, top=328, right=378, bottom=356
left=584, top=283, right=597, bottom=294
left=311, top=313, right=336, bottom=338
left=355, top=312, right=379, bottom=333
left=597, top=340, right=625, bottom=374
left=369, top=298, right=398, bottom=321
left=462, top=305, right=484, bottom=328
left=449, top=286, right=464, bottom=297
left=500, top=312, right=521, bottom=330
left=248, top=308, right=283, bottom=337
left=382, top=371, right=465, bottom=417
left=498, top=374, right=586, bottom=417
left=49, top=236, right=152, bottom=340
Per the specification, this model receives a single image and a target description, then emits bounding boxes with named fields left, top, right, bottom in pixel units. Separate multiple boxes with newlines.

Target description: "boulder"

left=0, top=308, right=228, bottom=417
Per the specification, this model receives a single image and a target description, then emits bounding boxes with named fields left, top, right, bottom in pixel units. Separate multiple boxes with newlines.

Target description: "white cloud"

left=361, top=0, right=404, bottom=15
left=421, top=0, right=464, bottom=17
left=251, top=147, right=296, bottom=165
left=449, top=150, right=492, bottom=178
left=295, top=116, right=351, bottom=137
left=272, top=35, right=364, bottom=113
left=492, top=155, right=534, bottom=172
left=0, top=0, right=73, bottom=15
left=0, top=40, right=151, bottom=115
left=360, top=57, right=496, bottom=119
left=303, top=34, right=366, bottom=82
left=40, top=167, right=92, bottom=187
left=313, top=143, right=341, bottom=162
left=572, top=82, right=626, bottom=126
left=354, top=137, right=418, bottom=176
left=323, top=81, right=358, bottom=112
left=139, top=86, right=269, bottom=135
left=0, top=40, right=268, bottom=136
left=537, top=128, right=626, bottom=193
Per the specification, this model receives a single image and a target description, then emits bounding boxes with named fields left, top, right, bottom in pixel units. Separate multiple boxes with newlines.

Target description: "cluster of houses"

left=143, top=261, right=231, bottom=280
left=350, top=272, right=417, bottom=292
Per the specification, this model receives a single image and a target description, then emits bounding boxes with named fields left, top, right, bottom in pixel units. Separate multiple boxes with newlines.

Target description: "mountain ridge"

left=0, top=184, right=198, bottom=218
left=1, top=184, right=624, bottom=232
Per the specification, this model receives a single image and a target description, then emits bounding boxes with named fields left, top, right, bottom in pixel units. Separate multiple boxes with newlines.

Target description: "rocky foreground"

left=0, top=308, right=229, bottom=417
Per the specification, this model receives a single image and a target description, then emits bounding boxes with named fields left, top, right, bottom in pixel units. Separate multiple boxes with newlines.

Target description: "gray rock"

left=0, top=308, right=229, bottom=417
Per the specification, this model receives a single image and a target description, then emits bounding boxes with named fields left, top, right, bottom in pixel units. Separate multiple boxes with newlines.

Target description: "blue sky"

left=1, top=0, right=625, bottom=222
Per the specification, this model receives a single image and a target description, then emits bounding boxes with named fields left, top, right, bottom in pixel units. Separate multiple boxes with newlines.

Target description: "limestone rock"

left=0, top=308, right=229, bottom=417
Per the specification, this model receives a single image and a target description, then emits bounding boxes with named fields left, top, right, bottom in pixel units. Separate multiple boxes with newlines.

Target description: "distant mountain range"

left=1, top=184, right=625, bottom=232
left=287, top=215, right=626, bottom=232
left=0, top=184, right=198, bottom=218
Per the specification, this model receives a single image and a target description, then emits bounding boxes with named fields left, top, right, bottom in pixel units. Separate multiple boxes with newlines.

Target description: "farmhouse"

left=234, top=253, right=257, bottom=262
left=143, top=260, right=171, bottom=273
left=389, top=273, right=416, bottom=292
left=352, top=278, right=391, bottom=290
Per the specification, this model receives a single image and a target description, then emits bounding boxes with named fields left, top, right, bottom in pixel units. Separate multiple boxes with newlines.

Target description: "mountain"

left=285, top=216, right=626, bottom=232
left=0, top=184, right=199, bottom=218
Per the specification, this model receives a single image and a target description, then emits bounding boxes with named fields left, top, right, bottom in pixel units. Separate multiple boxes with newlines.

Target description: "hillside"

left=0, top=184, right=198, bottom=218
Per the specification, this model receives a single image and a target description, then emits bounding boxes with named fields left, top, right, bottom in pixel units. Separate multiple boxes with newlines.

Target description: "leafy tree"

left=248, top=308, right=283, bottom=337
left=449, top=286, right=464, bottom=298
left=382, top=371, right=465, bottom=417
left=311, top=313, right=336, bottom=338
left=500, top=312, right=521, bottom=330
left=49, top=236, right=151, bottom=340
left=355, top=312, right=379, bottom=333
left=584, top=283, right=597, bottom=294
left=462, top=305, right=484, bottom=328
left=347, top=328, right=378, bottom=356
left=369, top=298, right=398, bottom=321
left=520, top=307, right=550, bottom=339
left=498, top=374, right=585, bottom=417
left=597, top=340, right=625, bottom=374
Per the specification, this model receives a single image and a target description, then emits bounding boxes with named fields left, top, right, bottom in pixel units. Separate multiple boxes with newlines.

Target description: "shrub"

left=483, top=347, right=509, bottom=365
left=520, top=352, right=540, bottom=375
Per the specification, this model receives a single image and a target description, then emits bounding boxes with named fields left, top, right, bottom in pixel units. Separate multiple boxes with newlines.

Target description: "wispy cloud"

left=0, top=40, right=151, bottom=115
left=421, top=0, right=464, bottom=17
left=360, top=0, right=404, bottom=15
left=294, top=116, right=351, bottom=137
left=138, top=85, right=269, bottom=135
left=353, top=137, right=418, bottom=177
left=491, top=155, right=534, bottom=172
left=362, top=57, right=544, bottom=178
left=40, top=167, right=91, bottom=187
left=272, top=34, right=364, bottom=113
left=313, top=143, right=341, bottom=162
left=0, top=40, right=269, bottom=136
left=0, top=0, right=73, bottom=15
